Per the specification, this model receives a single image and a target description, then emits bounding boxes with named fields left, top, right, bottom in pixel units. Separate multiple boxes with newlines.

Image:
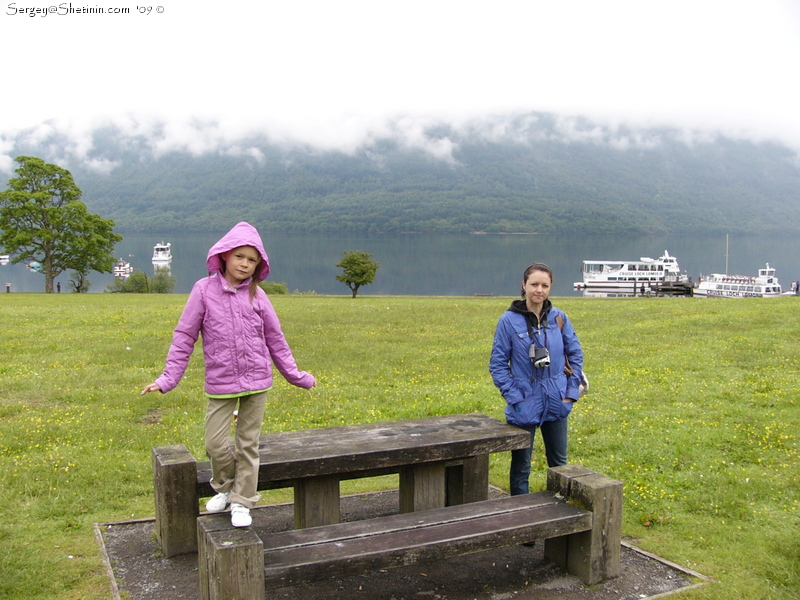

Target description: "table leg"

left=446, top=454, right=490, bottom=505
left=399, top=463, right=446, bottom=513
left=294, top=475, right=341, bottom=529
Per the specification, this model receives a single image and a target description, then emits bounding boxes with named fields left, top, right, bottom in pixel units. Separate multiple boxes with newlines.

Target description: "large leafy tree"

left=335, top=250, right=379, bottom=298
left=0, top=156, right=122, bottom=292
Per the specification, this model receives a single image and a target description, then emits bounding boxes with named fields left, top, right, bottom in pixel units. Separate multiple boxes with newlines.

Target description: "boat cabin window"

left=746, top=286, right=754, bottom=292
left=585, top=263, right=627, bottom=274
left=755, top=286, right=762, bottom=292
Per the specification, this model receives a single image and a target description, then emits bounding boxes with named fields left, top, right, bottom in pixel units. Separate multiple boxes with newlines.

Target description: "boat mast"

left=725, top=234, right=729, bottom=275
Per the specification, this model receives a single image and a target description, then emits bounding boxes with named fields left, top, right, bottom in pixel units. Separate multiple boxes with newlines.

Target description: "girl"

left=489, top=262, right=584, bottom=496
left=142, top=222, right=316, bottom=527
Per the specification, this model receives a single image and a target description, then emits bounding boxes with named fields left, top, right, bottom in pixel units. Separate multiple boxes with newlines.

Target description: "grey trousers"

left=204, top=391, right=267, bottom=508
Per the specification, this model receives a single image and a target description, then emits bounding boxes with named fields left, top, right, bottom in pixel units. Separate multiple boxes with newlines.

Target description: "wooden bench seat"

left=197, top=465, right=623, bottom=600
left=261, top=491, right=591, bottom=587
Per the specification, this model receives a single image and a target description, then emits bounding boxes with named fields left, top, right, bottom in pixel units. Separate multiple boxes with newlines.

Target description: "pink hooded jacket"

left=154, top=222, right=315, bottom=396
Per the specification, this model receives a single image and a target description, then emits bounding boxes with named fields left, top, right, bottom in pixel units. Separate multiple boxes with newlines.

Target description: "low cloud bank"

left=1, top=110, right=797, bottom=176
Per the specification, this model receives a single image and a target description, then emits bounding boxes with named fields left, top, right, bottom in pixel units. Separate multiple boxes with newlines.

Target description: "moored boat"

left=694, top=263, right=782, bottom=298
left=113, top=258, right=133, bottom=279
left=152, top=241, right=172, bottom=263
left=574, top=250, right=690, bottom=293
left=0, top=254, right=9, bottom=266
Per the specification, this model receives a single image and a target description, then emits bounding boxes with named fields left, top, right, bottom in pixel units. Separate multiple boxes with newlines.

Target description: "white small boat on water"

left=574, top=250, right=690, bottom=293
left=694, top=263, right=783, bottom=298
left=113, top=258, right=134, bottom=279
left=0, top=254, right=9, bottom=266
left=152, top=242, right=172, bottom=263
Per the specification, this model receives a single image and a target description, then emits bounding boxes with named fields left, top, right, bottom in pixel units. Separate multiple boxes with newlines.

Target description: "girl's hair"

left=247, top=278, right=260, bottom=303
left=520, top=262, right=554, bottom=297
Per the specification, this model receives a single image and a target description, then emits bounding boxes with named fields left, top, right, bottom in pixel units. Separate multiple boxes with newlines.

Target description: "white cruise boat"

left=113, top=258, right=133, bottom=279
left=152, top=241, right=172, bottom=263
left=574, top=250, right=690, bottom=292
left=694, top=263, right=782, bottom=298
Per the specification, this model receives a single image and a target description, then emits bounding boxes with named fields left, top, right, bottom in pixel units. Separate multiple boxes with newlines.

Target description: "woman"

left=489, top=262, right=584, bottom=495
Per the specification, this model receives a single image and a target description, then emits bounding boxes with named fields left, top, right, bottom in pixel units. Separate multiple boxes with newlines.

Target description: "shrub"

left=260, top=281, right=289, bottom=295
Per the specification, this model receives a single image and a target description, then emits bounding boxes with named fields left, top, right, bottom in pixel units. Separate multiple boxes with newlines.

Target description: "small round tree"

left=336, top=250, right=379, bottom=298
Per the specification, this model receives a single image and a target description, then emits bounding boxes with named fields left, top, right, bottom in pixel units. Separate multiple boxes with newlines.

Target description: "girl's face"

left=222, top=245, right=261, bottom=286
left=523, top=269, right=552, bottom=308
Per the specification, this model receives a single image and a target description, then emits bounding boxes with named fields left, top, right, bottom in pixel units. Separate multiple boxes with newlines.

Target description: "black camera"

left=529, top=345, right=550, bottom=368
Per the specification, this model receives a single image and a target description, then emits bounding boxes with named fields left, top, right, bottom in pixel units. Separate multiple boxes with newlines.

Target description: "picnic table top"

left=249, top=413, right=529, bottom=481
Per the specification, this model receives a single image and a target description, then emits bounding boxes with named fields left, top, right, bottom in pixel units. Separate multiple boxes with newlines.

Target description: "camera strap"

left=524, top=314, right=547, bottom=349
left=530, top=312, right=585, bottom=393
left=528, top=312, right=576, bottom=378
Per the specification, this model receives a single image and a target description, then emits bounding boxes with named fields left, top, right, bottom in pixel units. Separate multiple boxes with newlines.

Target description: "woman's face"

left=523, top=269, right=552, bottom=306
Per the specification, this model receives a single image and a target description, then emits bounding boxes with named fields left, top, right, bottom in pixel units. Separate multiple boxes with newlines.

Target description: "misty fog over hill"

left=3, top=113, right=799, bottom=235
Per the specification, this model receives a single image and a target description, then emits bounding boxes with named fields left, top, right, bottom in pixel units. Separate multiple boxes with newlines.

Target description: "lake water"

left=2, top=232, right=799, bottom=296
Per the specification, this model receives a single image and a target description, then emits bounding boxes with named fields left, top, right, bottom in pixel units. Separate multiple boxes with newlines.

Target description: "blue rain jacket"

left=490, top=299, right=584, bottom=428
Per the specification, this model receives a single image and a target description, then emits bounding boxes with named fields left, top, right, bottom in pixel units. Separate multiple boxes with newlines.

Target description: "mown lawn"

left=0, top=293, right=798, bottom=599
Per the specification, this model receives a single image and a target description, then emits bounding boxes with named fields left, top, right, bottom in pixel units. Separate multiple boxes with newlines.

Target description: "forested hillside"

left=5, top=113, right=800, bottom=234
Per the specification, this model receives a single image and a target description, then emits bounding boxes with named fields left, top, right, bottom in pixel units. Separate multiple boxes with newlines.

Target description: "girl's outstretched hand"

left=141, top=383, right=161, bottom=395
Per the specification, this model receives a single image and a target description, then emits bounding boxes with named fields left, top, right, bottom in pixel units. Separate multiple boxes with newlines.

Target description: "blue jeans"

left=509, top=417, right=568, bottom=496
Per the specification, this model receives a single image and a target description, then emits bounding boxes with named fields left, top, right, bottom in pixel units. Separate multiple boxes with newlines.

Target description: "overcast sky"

left=2, top=0, right=800, bottom=153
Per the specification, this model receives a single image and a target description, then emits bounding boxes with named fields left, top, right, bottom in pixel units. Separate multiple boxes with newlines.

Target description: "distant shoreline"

left=470, top=231, right=541, bottom=235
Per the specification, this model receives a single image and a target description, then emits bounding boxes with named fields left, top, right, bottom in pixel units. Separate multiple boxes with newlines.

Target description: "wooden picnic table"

left=153, top=413, right=530, bottom=557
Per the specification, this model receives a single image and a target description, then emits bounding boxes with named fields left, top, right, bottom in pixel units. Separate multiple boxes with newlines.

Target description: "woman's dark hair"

left=520, top=262, right=554, bottom=297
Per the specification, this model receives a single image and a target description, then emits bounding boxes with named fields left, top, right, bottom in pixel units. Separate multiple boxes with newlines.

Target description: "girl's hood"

left=206, top=222, right=270, bottom=282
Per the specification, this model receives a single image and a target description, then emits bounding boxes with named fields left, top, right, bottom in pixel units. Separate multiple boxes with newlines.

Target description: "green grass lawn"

left=0, top=293, right=798, bottom=599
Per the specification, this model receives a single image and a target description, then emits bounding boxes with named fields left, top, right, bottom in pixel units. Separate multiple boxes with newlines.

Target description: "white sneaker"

left=205, top=492, right=229, bottom=513
left=230, top=503, right=252, bottom=528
